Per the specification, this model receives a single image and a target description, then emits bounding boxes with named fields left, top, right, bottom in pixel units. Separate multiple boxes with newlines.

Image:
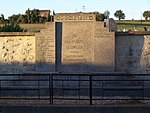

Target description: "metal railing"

left=0, top=73, right=150, bottom=105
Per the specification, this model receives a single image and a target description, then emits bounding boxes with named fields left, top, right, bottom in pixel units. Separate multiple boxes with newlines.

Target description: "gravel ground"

left=0, top=96, right=148, bottom=105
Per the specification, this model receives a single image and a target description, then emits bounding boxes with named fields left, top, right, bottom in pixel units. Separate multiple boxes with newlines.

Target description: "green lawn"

left=1, top=20, right=150, bottom=32
left=20, top=20, right=150, bottom=32
left=116, top=20, right=150, bottom=31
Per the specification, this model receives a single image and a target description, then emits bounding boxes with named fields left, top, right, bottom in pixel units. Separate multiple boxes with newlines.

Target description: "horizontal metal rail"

left=0, top=73, right=150, bottom=105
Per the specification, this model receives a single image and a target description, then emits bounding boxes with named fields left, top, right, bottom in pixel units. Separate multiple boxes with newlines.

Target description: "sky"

left=0, top=0, right=150, bottom=20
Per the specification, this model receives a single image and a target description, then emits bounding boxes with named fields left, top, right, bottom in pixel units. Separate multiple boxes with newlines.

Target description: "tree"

left=39, top=17, right=47, bottom=23
left=95, top=11, right=105, bottom=21
left=0, top=23, right=27, bottom=32
left=1, top=14, right=5, bottom=23
left=17, top=15, right=28, bottom=23
left=53, top=10, right=56, bottom=16
left=31, top=9, right=40, bottom=23
left=47, top=14, right=50, bottom=21
left=104, top=10, right=110, bottom=19
left=8, top=8, right=52, bottom=24
left=114, top=10, right=125, bottom=20
left=8, top=14, right=20, bottom=23
left=25, top=9, right=31, bottom=23
left=143, top=11, right=150, bottom=20
left=99, top=13, right=105, bottom=21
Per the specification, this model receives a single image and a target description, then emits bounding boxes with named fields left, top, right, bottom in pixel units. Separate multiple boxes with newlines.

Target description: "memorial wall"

left=115, top=33, right=150, bottom=74
left=35, top=23, right=55, bottom=72
left=0, top=13, right=150, bottom=74
left=0, top=33, right=35, bottom=74
left=36, top=12, right=115, bottom=73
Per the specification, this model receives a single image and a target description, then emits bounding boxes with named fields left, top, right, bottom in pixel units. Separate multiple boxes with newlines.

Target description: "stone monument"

left=36, top=12, right=115, bottom=73
left=106, top=18, right=117, bottom=32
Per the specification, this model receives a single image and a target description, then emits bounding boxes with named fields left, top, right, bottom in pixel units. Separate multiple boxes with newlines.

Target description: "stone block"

left=35, top=23, right=55, bottom=72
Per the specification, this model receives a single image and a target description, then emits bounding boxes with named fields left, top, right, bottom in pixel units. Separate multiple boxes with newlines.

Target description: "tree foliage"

left=95, top=10, right=110, bottom=21
left=0, top=23, right=27, bottom=32
left=143, top=11, right=150, bottom=20
left=53, top=10, right=56, bottom=15
left=8, top=14, right=21, bottom=23
left=104, top=10, right=110, bottom=19
left=95, top=11, right=105, bottom=21
left=1, top=9, right=53, bottom=24
left=17, top=15, right=28, bottom=23
left=114, top=10, right=125, bottom=20
left=0, top=14, right=5, bottom=24
left=1, top=14, right=5, bottom=23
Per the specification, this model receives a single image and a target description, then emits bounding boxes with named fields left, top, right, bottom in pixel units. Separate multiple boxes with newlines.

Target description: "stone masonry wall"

left=94, top=22, right=115, bottom=72
left=0, top=33, right=35, bottom=74
left=140, top=35, right=150, bottom=73
left=54, top=12, right=96, bottom=22
left=35, top=23, right=55, bottom=72
left=58, top=21, right=95, bottom=73
left=116, top=33, right=150, bottom=74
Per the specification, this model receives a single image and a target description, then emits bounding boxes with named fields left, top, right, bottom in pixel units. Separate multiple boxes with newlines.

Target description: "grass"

left=1, top=20, right=150, bottom=32
left=21, top=20, right=150, bottom=32
left=20, top=24, right=45, bottom=32
left=116, top=20, right=150, bottom=31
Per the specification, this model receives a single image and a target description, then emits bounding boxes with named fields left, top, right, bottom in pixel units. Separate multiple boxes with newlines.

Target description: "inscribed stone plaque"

left=35, top=22, right=55, bottom=72
left=54, top=12, right=96, bottom=22
left=58, top=21, right=94, bottom=73
left=94, top=22, right=115, bottom=72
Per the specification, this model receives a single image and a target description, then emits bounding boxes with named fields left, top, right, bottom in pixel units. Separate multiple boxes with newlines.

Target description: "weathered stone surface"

left=54, top=13, right=116, bottom=73
left=37, top=13, right=116, bottom=73
left=0, top=32, right=35, bottom=36
left=57, top=21, right=94, bottom=73
left=94, top=22, right=115, bottom=72
left=54, top=12, right=96, bottom=22
left=115, top=34, right=150, bottom=74
left=140, top=35, right=150, bottom=73
left=0, top=13, right=150, bottom=74
left=106, top=18, right=117, bottom=31
left=35, top=22, right=55, bottom=72
left=0, top=36, right=35, bottom=74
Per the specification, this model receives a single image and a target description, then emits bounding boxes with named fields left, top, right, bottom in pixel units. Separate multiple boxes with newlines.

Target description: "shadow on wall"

left=54, top=22, right=115, bottom=73
left=36, top=61, right=115, bottom=73
left=0, top=61, right=35, bottom=74
left=56, top=63, right=115, bottom=73
left=0, top=61, right=115, bottom=74
left=115, top=34, right=150, bottom=74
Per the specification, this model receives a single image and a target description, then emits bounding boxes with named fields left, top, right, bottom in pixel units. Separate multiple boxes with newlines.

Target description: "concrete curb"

left=0, top=105, right=150, bottom=113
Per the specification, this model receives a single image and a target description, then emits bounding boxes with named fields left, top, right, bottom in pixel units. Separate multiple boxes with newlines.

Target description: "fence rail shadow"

left=0, top=73, right=150, bottom=105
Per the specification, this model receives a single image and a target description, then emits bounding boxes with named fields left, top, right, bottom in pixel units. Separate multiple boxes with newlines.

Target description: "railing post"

left=49, top=74, right=51, bottom=104
left=38, top=77, right=40, bottom=99
left=49, top=74, right=53, bottom=104
left=143, top=79, right=145, bottom=100
left=89, top=75, right=92, bottom=105
left=51, top=74, right=53, bottom=104
left=102, top=80, right=104, bottom=100
left=0, top=80, right=1, bottom=99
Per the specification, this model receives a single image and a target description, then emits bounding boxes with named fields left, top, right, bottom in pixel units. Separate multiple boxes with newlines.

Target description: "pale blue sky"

left=0, top=0, right=149, bottom=20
